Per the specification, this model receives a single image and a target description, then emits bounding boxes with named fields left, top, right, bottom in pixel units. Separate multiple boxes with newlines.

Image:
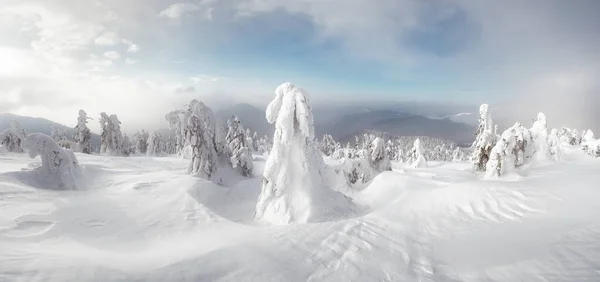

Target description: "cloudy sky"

left=1, top=0, right=599, bottom=132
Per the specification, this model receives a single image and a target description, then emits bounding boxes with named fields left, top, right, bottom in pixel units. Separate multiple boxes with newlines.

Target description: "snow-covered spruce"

left=0, top=120, right=26, bottom=153
left=99, top=113, right=125, bottom=156
left=23, top=133, right=81, bottom=190
left=530, top=112, right=551, bottom=161
left=133, top=130, right=150, bottom=155
left=51, top=125, right=71, bottom=149
left=471, top=104, right=497, bottom=172
left=485, top=122, right=532, bottom=178
left=255, top=83, right=353, bottom=225
left=320, top=134, right=337, bottom=157
left=548, top=128, right=563, bottom=161
left=73, top=110, right=93, bottom=154
left=581, top=130, right=600, bottom=157
left=369, top=137, right=392, bottom=172
left=409, top=138, right=428, bottom=168
left=121, top=134, right=134, bottom=156
left=226, top=115, right=253, bottom=177
left=147, top=131, right=163, bottom=156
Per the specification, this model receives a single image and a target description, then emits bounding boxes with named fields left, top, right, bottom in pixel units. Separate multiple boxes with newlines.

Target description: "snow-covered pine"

left=226, top=115, right=253, bottom=177
left=548, top=128, right=563, bottom=161
left=73, top=110, right=93, bottom=154
left=471, top=104, right=497, bottom=172
left=121, top=134, right=133, bottom=156
left=99, top=113, right=125, bottom=156
left=255, top=82, right=353, bottom=225
left=485, top=122, right=532, bottom=178
left=165, top=111, right=187, bottom=155
left=369, top=137, right=392, bottom=171
left=581, top=130, right=600, bottom=157
left=0, top=120, right=26, bottom=153
left=385, top=140, right=396, bottom=161
left=147, top=131, right=163, bottom=156
left=51, top=125, right=70, bottom=149
left=320, top=134, right=337, bottom=157
left=244, top=128, right=256, bottom=152
left=132, top=130, right=149, bottom=155
left=23, top=133, right=80, bottom=190
left=252, top=132, right=259, bottom=152
left=530, top=112, right=551, bottom=161
left=410, top=138, right=428, bottom=168
left=452, top=147, right=465, bottom=162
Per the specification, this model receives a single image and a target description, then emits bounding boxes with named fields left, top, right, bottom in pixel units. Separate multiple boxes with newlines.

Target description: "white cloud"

left=103, top=51, right=121, bottom=60
left=94, top=32, right=120, bottom=46
left=125, top=58, right=136, bottom=64
left=190, top=74, right=224, bottom=83
left=159, top=3, right=200, bottom=19
left=127, top=44, right=140, bottom=53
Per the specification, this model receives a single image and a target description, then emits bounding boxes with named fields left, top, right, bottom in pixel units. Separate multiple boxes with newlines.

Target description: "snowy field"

left=2, top=146, right=600, bottom=282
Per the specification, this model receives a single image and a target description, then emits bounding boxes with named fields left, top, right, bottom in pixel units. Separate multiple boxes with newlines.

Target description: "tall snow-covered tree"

left=122, top=134, right=134, bottom=156
left=369, top=137, right=392, bottom=171
left=147, top=131, right=163, bottom=156
left=0, top=120, right=26, bottom=153
left=73, top=110, right=93, bottom=154
left=486, top=122, right=533, bottom=178
left=255, top=83, right=352, bottom=225
left=548, top=128, right=563, bottom=161
left=23, top=133, right=80, bottom=190
left=165, top=111, right=186, bottom=155
left=226, top=116, right=253, bottom=177
left=244, top=128, right=256, bottom=152
left=133, top=130, right=149, bottom=154
left=410, top=138, right=428, bottom=168
left=471, top=104, right=497, bottom=172
left=530, top=112, right=551, bottom=161
left=320, top=134, right=337, bottom=157
left=99, top=113, right=124, bottom=155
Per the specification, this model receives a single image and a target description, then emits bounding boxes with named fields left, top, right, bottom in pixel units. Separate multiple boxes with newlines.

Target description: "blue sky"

left=0, top=0, right=599, bottom=130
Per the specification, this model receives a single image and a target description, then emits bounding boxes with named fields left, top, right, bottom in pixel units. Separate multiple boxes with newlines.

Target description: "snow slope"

left=1, top=148, right=600, bottom=281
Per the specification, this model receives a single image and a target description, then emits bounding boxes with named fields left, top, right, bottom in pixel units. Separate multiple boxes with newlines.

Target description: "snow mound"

left=21, top=133, right=81, bottom=190
left=255, top=82, right=355, bottom=225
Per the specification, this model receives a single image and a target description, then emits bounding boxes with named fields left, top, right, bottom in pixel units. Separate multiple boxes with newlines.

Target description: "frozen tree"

left=147, top=131, right=163, bottom=156
left=581, top=130, right=599, bottom=157
left=73, top=110, right=93, bottom=154
left=255, top=83, right=352, bottom=225
left=252, top=132, right=259, bottom=152
left=452, top=147, right=465, bottom=162
left=99, top=113, right=124, bottom=155
left=226, top=115, right=253, bottom=176
left=320, top=134, right=337, bottom=157
left=471, top=104, right=497, bottom=172
left=23, top=133, right=80, bottom=190
left=165, top=111, right=186, bottom=155
left=410, top=138, right=428, bottom=168
left=244, top=128, right=256, bottom=152
left=385, top=140, right=396, bottom=161
left=530, top=113, right=551, bottom=161
left=369, top=137, right=392, bottom=171
left=570, top=129, right=582, bottom=145
left=486, top=123, right=532, bottom=178
left=133, top=130, right=149, bottom=154
left=121, top=134, right=133, bottom=156
left=51, top=125, right=69, bottom=148
left=0, top=120, right=26, bottom=153
left=548, top=129, right=563, bottom=161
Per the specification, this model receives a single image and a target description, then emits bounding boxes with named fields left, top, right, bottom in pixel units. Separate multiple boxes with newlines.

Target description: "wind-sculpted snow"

left=1, top=143, right=600, bottom=281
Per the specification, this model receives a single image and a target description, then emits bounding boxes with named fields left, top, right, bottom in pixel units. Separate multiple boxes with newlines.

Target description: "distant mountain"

left=215, top=103, right=273, bottom=138
left=321, top=111, right=475, bottom=145
left=0, top=113, right=101, bottom=149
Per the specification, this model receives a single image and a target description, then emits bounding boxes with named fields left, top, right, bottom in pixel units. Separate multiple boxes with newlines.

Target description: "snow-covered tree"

left=122, top=134, right=134, bottom=156
left=51, top=125, right=69, bottom=147
left=23, top=133, right=80, bottom=190
left=410, top=138, right=428, bottom=168
left=581, top=130, right=600, bottom=157
left=147, top=131, right=163, bottom=156
left=548, top=129, right=563, bottom=161
left=99, top=113, right=124, bottom=156
left=486, top=122, right=532, bottom=178
left=132, top=130, right=149, bottom=155
left=369, top=137, right=391, bottom=171
left=255, top=83, right=352, bottom=225
left=73, top=110, right=93, bottom=154
left=530, top=112, right=551, bottom=161
left=244, top=128, right=256, bottom=152
left=471, top=104, right=497, bottom=172
left=320, top=134, right=337, bottom=157
left=452, top=147, right=465, bottom=162
left=226, top=116, right=253, bottom=177
left=0, top=120, right=26, bottom=153
left=165, top=111, right=186, bottom=155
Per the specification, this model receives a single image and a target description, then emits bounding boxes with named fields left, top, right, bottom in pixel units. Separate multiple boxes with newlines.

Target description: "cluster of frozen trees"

left=0, top=120, right=27, bottom=153
left=255, top=82, right=352, bottom=225
left=470, top=105, right=567, bottom=178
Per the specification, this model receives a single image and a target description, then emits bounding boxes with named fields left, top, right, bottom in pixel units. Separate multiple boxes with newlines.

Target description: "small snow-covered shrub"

left=0, top=120, right=26, bottom=153
left=23, top=133, right=81, bottom=190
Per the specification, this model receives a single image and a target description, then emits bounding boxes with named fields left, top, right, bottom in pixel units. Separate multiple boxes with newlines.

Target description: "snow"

left=1, top=142, right=600, bottom=280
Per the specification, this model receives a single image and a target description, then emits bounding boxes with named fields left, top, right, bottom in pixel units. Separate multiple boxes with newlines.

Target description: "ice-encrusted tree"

left=369, top=137, right=392, bottom=171
left=244, top=128, right=256, bottom=152
left=73, top=110, right=93, bottom=154
left=255, top=83, right=352, bottom=225
left=165, top=111, right=186, bottom=155
left=452, top=147, right=465, bottom=162
left=147, top=131, right=163, bottom=156
left=99, top=113, right=124, bottom=155
left=471, top=104, right=497, bottom=172
left=486, top=122, right=532, bottom=178
left=226, top=115, right=253, bottom=177
left=548, top=128, right=563, bottom=161
left=122, top=134, right=134, bottom=156
left=51, top=126, right=68, bottom=145
left=530, top=112, right=551, bottom=161
left=133, top=130, right=149, bottom=155
left=0, top=120, right=26, bottom=153
left=320, top=134, right=337, bottom=157
left=410, top=138, right=428, bottom=168
left=23, top=133, right=80, bottom=190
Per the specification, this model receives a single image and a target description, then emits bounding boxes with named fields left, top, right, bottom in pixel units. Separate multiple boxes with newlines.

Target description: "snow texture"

left=255, top=82, right=353, bottom=225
